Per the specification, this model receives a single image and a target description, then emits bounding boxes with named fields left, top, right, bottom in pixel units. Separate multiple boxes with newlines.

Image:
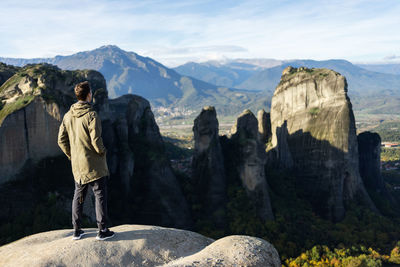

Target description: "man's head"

left=74, top=81, right=92, bottom=102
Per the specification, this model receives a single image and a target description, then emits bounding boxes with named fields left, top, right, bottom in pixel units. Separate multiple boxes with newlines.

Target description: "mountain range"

left=174, top=59, right=400, bottom=116
left=0, top=46, right=267, bottom=120
left=356, top=63, right=400, bottom=75
left=175, top=59, right=400, bottom=96
left=1, top=45, right=400, bottom=118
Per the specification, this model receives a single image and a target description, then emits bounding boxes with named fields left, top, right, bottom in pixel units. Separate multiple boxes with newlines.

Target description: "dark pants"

left=72, top=176, right=108, bottom=231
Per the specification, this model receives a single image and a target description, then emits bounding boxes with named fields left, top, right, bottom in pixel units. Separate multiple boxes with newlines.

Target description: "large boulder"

left=269, top=66, right=376, bottom=221
left=0, top=224, right=281, bottom=267
left=192, top=106, right=227, bottom=226
left=230, top=109, right=274, bottom=221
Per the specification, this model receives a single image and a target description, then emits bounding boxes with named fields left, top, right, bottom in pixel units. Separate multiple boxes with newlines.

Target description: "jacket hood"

left=70, top=102, right=93, bottom=118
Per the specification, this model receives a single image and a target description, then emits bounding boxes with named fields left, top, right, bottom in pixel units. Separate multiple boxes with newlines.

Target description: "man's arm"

left=88, top=111, right=107, bottom=156
left=57, top=119, right=71, bottom=160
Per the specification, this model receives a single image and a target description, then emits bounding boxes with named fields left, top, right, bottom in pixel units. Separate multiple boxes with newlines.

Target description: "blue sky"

left=1, top=0, right=399, bottom=66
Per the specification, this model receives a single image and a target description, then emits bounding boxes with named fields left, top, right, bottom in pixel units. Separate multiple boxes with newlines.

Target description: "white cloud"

left=0, top=0, right=399, bottom=66
left=383, top=55, right=400, bottom=61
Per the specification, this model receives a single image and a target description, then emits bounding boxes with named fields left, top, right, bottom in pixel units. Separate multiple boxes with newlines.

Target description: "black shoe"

left=96, top=229, right=115, bottom=240
left=72, top=229, right=85, bottom=240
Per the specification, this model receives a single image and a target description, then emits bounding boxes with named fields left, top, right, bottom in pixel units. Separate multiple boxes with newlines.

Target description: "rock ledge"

left=0, top=224, right=281, bottom=267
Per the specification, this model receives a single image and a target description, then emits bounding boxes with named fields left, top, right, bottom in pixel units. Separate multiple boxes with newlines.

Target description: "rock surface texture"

left=192, top=106, right=227, bottom=225
left=105, top=95, right=192, bottom=228
left=0, top=225, right=281, bottom=267
left=257, top=109, right=272, bottom=145
left=269, top=66, right=375, bottom=221
left=231, top=109, right=274, bottom=221
left=357, top=132, right=385, bottom=193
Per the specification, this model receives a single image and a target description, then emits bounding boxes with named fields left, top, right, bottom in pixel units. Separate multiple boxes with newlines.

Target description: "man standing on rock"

left=58, top=81, right=115, bottom=241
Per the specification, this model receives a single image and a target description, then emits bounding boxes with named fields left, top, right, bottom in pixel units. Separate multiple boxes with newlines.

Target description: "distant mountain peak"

left=96, top=44, right=123, bottom=51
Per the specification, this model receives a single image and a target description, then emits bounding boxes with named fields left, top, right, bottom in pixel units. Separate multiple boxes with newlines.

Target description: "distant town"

left=382, top=142, right=400, bottom=148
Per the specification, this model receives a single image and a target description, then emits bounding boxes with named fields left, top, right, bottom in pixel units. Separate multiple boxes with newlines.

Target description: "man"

left=58, top=81, right=115, bottom=241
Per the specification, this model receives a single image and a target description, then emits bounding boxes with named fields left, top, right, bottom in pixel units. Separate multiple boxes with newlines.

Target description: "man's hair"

left=74, top=81, right=91, bottom=101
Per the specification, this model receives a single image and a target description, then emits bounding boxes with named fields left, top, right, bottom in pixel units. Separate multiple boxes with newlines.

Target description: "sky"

left=1, top=0, right=399, bottom=67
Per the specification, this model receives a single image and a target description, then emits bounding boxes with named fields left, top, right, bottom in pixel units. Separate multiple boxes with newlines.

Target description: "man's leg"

left=72, top=181, right=88, bottom=231
left=91, top=176, right=108, bottom=231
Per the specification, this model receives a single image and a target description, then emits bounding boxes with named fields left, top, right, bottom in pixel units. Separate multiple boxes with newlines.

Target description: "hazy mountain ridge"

left=2, top=46, right=400, bottom=119
left=175, top=59, right=400, bottom=95
left=173, top=59, right=283, bottom=89
left=357, top=63, right=400, bottom=75
left=0, top=46, right=268, bottom=119
left=174, top=61, right=255, bottom=88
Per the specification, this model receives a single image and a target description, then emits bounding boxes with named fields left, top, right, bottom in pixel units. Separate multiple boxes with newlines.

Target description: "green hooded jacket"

left=58, top=101, right=109, bottom=184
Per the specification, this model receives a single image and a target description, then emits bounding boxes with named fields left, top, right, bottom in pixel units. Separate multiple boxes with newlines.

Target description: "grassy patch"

left=0, top=94, right=36, bottom=125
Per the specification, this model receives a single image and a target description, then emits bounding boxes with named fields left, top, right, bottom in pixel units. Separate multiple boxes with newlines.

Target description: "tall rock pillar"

left=269, top=66, right=376, bottom=221
left=231, top=109, right=274, bottom=221
left=192, top=106, right=227, bottom=226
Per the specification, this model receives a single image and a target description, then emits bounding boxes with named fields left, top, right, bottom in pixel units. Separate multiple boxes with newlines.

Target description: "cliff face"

left=357, top=132, right=385, bottom=193
left=192, top=106, right=227, bottom=225
left=0, top=64, right=106, bottom=183
left=269, top=66, right=375, bottom=221
left=104, top=95, right=192, bottom=228
left=0, top=98, right=64, bottom=183
left=230, top=110, right=274, bottom=221
left=191, top=107, right=274, bottom=222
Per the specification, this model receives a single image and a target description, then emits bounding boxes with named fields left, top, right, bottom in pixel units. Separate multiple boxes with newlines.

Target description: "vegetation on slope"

left=0, top=94, right=35, bottom=125
left=172, top=132, right=400, bottom=266
left=372, top=121, right=400, bottom=142
left=0, top=63, right=105, bottom=125
left=381, top=148, right=400, bottom=162
left=286, top=243, right=400, bottom=266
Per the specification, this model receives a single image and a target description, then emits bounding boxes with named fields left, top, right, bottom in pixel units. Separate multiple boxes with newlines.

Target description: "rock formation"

left=357, top=132, right=385, bottom=193
left=257, top=109, right=272, bottom=145
left=230, top=109, right=274, bottom=221
left=269, top=66, right=376, bottom=221
left=192, top=106, right=227, bottom=225
left=0, top=224, right=281, bottom=267
left=0, top=63, right=191, bottom=230
left=105, top=95, right=192, bottom=228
